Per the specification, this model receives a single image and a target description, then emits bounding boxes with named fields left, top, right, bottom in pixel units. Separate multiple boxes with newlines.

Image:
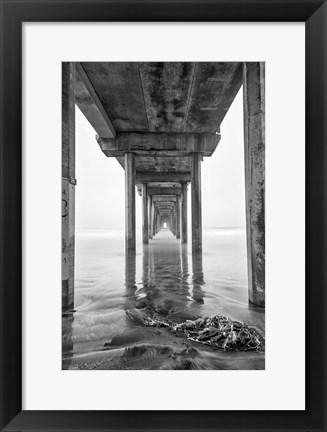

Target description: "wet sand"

left=62, top=228, right=265, bottom=370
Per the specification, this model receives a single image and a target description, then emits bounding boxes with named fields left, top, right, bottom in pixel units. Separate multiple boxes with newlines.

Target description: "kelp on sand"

left=140, top=314, right=263, bottom=352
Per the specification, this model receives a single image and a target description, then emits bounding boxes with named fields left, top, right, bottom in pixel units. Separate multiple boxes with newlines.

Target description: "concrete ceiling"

left=75, top=62, right=243, bottom=206
left=78, top=62, right=242, bottom=134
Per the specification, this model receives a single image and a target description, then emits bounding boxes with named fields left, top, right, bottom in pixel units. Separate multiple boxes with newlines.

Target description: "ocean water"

left=62, top=228, right=265, bottom=370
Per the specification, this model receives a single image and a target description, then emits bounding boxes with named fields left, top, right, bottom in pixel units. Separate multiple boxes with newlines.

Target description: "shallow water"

left=62, top=228, right=265, bottom=370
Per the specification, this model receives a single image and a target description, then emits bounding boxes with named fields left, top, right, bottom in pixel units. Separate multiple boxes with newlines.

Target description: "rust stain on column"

left=243, top=62, right=265, bottom=307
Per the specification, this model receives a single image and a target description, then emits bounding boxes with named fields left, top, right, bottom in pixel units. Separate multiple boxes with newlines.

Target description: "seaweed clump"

left=143, top=315, right=262, bottom=352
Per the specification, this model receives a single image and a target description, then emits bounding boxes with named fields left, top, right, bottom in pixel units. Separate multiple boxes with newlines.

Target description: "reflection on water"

left=124, top=252, right=137, bottom=310
left=192, top=252, right=205, bottom=305
left=62, top=228, right=265, bottom=370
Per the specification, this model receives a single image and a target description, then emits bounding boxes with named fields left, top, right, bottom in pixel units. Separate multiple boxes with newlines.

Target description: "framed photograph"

left=0, top=0, right=326, bottom=431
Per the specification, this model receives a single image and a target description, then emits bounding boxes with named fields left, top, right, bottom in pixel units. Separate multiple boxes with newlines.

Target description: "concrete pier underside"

left=63, top=62, right=265, bottom=309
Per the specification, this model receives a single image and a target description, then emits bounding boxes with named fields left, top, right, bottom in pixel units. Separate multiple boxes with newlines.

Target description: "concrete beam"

left=157, top=212, right=173, bottom=217
left=152, top=195, right=177, bottom=203
left=136, top=171, right=191, bottom=183
left=243, top=62, right=265, bottom=307
left=98, top=132, right=219, bottom=157
left=147, top=182, right=182, bottom=188
left=157, top=205, right=173, bottom=209
left=158, top=206, right=172, bottom=210
left=62, top=62, right=76, bottom=311
left=147, top=187, right=182, bottom=196
left=156, top=202, right=174, bottom=206
left=75, top=63, right=116, bottom=139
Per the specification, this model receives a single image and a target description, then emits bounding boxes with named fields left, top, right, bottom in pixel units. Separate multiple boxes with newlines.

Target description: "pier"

left=62, top=62, right=265, bottom=310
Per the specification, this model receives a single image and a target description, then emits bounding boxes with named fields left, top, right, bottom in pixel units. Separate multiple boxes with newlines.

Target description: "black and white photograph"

left=62, top=62, right=265, bottom=370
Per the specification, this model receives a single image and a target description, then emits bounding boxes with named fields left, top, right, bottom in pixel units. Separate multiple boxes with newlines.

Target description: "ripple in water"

left=62, top=228, right=265, bottom=370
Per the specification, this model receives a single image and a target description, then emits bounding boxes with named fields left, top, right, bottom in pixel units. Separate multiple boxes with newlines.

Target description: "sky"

left=75, top=87, right=246, bottom=230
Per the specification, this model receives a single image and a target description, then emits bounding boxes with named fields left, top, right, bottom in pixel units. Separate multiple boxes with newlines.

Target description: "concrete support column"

left=191, top=152, right=202, bottom=253
left=171, top=209, right=176, bottom=235
left=174, top=210, right=177, bottom=236
left=181, top=183, right=188, bottom=243
left=125, top=152, right=136, bottom=251
left=148, top=195, right=153, bottom=239
left=154, top=210, right=158, bottom=234
left=176, top=197, right=181, bottom=239
left=142, top=184, right=149, bottom=244
left=243, top=62, right=265, bottom=307
left=171, top=210, right=176, bottom=236
left=62, top=62, right=76, bottom=311
left=150, top=201, right=155, bottom=238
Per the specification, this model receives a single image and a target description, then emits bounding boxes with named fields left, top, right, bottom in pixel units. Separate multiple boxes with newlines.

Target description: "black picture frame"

left=0, top=1, right=326, bottom=431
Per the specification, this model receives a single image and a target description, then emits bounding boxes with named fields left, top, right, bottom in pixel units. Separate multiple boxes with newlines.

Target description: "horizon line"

left=76, top=226, right=246, bottom=230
